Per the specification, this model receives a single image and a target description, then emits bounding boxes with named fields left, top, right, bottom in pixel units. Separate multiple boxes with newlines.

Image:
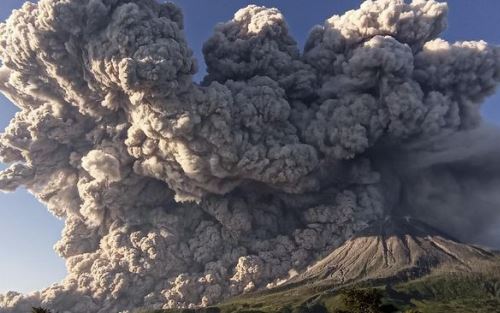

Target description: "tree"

left=31, top=308, right=52, bottom=313
left=337, top=288, right=399, bottom=313
left=291, top=302, right=328, bottom=313
left=343, top=288, right=383, bottom=313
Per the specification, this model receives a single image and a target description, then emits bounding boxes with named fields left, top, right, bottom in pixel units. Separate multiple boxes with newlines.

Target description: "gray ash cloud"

left=0, top=0, right=499, bottom=312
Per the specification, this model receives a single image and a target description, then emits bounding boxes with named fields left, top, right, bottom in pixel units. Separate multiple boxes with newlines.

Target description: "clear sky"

left=0, top=0, right=499, bottom=294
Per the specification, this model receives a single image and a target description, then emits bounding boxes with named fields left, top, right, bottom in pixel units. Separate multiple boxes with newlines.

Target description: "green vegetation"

left=391, top=273, right=500, bottom=313
left=331, top=288, right=399, bottom=313
left=135, top=271, right=500, bottom=313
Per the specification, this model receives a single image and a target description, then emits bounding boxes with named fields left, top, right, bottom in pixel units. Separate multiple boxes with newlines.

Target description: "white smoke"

left=0, top=0, right=499, bottom=312
left=81, top=150, right=122, bottom=183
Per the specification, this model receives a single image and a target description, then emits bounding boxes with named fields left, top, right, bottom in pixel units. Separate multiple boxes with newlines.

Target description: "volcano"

left=2, top=0, right=500, bottom=311
left=173, top=218, right=500, bottom=313
left=290, top=217, right=497, bottom=287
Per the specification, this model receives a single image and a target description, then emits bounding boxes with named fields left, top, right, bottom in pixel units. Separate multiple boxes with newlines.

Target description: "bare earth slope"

left=291, top=217, right=496, bottom=286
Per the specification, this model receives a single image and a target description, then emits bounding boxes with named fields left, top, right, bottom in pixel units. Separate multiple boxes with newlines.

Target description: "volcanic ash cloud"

left=1, top=0, right=500, bottom=312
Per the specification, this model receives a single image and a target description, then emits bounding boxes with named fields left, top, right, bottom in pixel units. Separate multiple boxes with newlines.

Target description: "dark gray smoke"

left=391, top=126, right=500, bottom=246
left=0, top=0, right=499, bottom=312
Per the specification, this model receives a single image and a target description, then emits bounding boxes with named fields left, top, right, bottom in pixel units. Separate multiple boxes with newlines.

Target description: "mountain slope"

left=291, top=217, right=496, bottom=286
left=137, top=217, right=500, bottom=313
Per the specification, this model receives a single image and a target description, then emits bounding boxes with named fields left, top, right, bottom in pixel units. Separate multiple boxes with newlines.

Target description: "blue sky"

left=0, top=0, right=499, bottom=294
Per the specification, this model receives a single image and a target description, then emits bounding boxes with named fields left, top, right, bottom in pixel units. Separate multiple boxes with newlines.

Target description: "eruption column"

left=0, top=0, right=499, bottom=312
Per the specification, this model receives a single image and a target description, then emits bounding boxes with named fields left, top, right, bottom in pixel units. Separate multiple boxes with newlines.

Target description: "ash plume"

left=0, top=0, right=499, bottom=312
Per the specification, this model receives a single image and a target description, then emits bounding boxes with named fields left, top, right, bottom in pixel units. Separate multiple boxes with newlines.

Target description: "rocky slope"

left=291, top=217, right=496, bottom=286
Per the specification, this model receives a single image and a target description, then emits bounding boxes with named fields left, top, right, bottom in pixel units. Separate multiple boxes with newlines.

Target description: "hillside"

left=134, top=217, right=500, bottom=313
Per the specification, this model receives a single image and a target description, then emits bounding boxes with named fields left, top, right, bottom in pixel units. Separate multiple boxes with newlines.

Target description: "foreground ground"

left=134, top=266, right=500, bottom=313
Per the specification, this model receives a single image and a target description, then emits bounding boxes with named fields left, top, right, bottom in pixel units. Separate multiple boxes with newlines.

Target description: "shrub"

left=31, top=308, right=53, bottom=313
left=338, top=288, right=399, bottom=313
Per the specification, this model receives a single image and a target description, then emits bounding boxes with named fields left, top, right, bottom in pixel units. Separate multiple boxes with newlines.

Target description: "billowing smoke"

left=0, top=0, right=499, bottom=312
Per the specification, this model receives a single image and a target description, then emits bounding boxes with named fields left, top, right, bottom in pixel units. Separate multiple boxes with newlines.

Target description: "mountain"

left=138, top=217, right=500, bottom=313
left=290, top=216, right=496, bottom=286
